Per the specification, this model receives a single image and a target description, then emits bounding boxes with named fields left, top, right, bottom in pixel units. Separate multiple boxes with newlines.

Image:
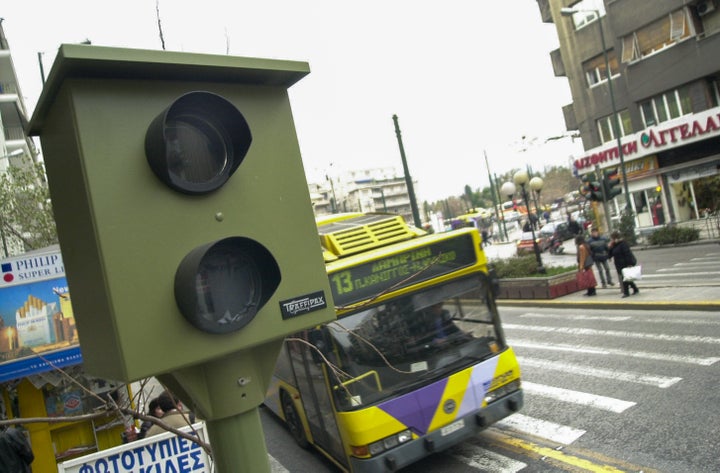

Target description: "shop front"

left=574, top=106, right=720, bottom=231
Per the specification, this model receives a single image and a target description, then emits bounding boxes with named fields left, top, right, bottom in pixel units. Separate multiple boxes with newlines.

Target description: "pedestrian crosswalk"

left=639, top=251, right=720, bottom=283
left=437, top=308, right=719, bottom=472
left=270, top=306, right=718, bottom=472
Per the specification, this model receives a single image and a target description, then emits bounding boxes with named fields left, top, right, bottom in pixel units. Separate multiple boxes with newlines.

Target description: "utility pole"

left=392, top=115, right=422, bottom=228
left=484, top=151, right=504, bottom=242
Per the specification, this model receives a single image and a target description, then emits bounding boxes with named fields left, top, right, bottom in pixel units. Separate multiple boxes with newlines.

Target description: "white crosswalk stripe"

left=504, top=323, right=720, bottom=344
left=521, top=381, right=636, bottom=413
left=450, top=443, right=527, bottom=472
left=512, top=339, right=720, bottom=365
left=496, top=413, right=586, bottom=445
left=269, top=454, right=289, bottom=472
left=518, top=312, right=720, bottom=327
left=517, top=356, right=682, bottom=388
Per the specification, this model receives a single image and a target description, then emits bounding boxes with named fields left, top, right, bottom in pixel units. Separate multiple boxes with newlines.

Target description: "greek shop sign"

left=58, top=423, right=213, bottom=473
left=574, top=107, right=720, bottom=171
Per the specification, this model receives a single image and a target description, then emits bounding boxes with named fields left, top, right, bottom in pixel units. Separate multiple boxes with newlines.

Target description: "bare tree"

left=156, top=0, right=166, bottom=50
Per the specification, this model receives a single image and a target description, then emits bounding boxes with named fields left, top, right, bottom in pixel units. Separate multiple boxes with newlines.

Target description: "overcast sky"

left=3, top=1, right=584, bottom=202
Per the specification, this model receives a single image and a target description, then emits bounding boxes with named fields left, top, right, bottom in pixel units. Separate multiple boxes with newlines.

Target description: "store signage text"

left=575, top=110, right=720, bottom=171
left=640, top=113, right=720, bottom=148
left=58, top=423, right=211, bottom=473
left=1, top=251, right=64, bottom=286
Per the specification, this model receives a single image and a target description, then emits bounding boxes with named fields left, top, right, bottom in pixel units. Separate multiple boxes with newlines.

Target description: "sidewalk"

left=497, top=284, right=720, bottom=311
left=486, top=240, right=720, bottom=311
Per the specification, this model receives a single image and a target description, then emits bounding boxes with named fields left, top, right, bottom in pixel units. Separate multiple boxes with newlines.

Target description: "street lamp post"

left=504, top=170, right=546, bottom=274
left=500, top=180, right=516, bottom=240
left=529, top=176, right=544, bottom=228
left=495, top=173, right=510, bottom=242
left=560, top=7, right=631, bottom=211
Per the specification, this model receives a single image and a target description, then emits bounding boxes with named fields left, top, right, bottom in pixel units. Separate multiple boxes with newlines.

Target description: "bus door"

left=293, top=329, right=348, bottom=468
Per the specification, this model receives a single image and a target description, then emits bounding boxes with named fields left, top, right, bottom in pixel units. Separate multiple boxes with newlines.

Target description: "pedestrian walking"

left=608, top=231, right=639, bottom=298
left=0, top=426, right=34, bottom=473
left=587, top=227, right=614, bottom=288
left=575, top=234, right=597, bottom=296
left=567, top=214, right=582, bottom=237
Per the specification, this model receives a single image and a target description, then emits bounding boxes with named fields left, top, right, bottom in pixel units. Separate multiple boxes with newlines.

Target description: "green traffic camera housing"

left=29, top=45, right=336, bottom=382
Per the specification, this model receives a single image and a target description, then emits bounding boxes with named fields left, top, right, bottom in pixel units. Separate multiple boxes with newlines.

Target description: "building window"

left=597, top=110, right=631, bottom=143
left=621, top=8, right=693, bottom=63
left=639, top=86, right=693, bottom=127
left=709, top=76, right=720, bottom=107
left=583, top=50, right=619, bottom=87
left=567, top=0, right=606, bottom=29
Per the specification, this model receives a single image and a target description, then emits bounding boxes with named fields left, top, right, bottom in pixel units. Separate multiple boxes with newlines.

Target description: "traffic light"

left=603, top=167, right=622, bottom=200
left=28, top=45, right=336, bottom=383
left=580, top=172, right=603, bottom=201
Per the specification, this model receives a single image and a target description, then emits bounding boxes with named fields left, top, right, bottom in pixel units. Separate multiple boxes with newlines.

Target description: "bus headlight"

left=484, top=379, right=521, bottom=404
left=352, top=429, right=413, bottom=458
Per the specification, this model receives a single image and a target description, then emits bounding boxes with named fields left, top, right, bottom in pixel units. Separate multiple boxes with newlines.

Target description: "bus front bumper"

left=348, top=389, right=524, bottom=473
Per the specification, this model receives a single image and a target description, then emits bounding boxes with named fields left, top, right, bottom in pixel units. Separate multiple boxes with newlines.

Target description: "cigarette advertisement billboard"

left=0, top=248, right=82, bottom=383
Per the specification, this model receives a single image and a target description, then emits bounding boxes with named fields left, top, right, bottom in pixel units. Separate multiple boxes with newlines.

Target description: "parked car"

left=516, top=231, right=549, bottom=255
left=538, top=222, right=575, bottom=241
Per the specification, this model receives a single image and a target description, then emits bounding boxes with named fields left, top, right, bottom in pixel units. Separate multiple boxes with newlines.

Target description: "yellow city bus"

left=265, top=213, right=523, bottom=472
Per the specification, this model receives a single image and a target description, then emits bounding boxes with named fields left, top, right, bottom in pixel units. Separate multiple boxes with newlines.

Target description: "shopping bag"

left=577, top=269, right=597, bottom=289
left=622, top=265, right=642, bottom=281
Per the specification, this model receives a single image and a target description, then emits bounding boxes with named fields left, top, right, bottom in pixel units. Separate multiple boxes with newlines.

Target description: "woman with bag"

left=575, top=235, right=597, bottom=296
left=608, top=231, right=639, bottom=298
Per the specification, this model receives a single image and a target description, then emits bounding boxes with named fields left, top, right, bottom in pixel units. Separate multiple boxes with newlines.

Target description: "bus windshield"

left=319, top=275, right=503, bottom=411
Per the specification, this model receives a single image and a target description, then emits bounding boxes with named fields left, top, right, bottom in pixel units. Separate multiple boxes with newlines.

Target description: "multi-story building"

left=310, top=166, right=417, bottom=225
left=539, top=0, right=720, bottom=229
left=0, top=20, right=40, bottom=256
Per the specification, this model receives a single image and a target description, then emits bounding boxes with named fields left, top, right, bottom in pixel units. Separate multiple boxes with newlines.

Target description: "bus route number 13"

left=331, top=271, right=353, bottom=296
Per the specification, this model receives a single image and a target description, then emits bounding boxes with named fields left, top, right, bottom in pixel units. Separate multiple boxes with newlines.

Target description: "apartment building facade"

left=310, top=167, right=416, bottom=225
left=0, top=20, right=40, bottom=256
left=538, top=0, right=720, bottom=228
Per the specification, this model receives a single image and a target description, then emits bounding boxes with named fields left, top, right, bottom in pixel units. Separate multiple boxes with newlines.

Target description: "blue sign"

left=0, top=250, right=83, bottom=382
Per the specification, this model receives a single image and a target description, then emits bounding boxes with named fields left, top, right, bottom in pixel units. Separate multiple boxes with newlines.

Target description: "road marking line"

left=517, top=312, right=720, bottom=326
left=512, top=339, right=607, bottom=354
left=511, top=339, right=720, bottom=366
left=505, top=323, right=720, bottom=344
left=517, top=357, right=682, bottom=388
left=269, top=454, right=289, bottom=472
left=486, top=429, right=643, bottom=473
left=519, top=313, right=630, bottom=321
left=496, top=413, right=586, bottom=445
left=643, top=271, right=720, bottom=276
left=671, top=261, right=720, bottom=266
left=522, top=381, right=636, bottom=413
left=450, top=443, right=527, bottom=472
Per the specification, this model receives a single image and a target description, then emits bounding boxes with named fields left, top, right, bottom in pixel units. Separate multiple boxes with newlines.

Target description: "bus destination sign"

left=329, top=234, right=477, bottom=307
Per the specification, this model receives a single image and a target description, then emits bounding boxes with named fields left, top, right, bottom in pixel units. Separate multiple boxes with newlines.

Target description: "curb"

left=497, top=299, right=720, bottom=311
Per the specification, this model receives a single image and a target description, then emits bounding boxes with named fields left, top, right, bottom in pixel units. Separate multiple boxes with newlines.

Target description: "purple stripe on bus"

left=378, top=377, right=448, bottom=435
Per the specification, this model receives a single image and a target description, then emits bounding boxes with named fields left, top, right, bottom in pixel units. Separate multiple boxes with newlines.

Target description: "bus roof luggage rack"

left=318, top=214, right=417, bottom=257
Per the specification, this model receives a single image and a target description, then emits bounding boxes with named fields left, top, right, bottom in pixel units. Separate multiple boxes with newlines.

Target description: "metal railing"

left=635, top=215, right=720, bottom=242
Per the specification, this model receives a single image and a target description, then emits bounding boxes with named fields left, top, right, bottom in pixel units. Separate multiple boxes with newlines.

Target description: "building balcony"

left=625, top=35, right=720, bottom=100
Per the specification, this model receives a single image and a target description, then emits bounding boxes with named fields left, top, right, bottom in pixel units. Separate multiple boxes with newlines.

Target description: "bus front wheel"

left=281, top=391, right=309, bottom=449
